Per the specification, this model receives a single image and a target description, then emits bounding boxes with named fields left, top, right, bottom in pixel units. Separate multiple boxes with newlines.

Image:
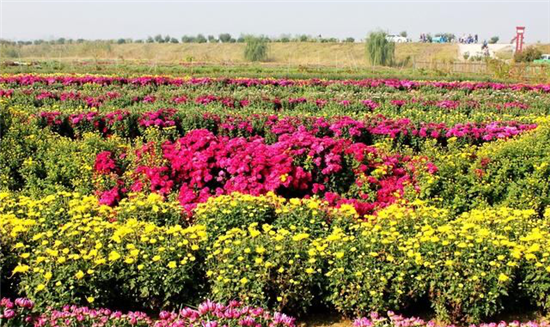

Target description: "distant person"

left=475, top=34, right=478, bottom=43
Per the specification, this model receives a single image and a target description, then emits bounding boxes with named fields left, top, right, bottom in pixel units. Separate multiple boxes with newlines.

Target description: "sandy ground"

left=458, top=43, right=513, bottom=60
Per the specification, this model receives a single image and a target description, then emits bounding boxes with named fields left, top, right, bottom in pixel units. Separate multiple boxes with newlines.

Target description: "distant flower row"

left=0, top=88, right=534, bottom=112
left=2, top=74, right=550, bottom=92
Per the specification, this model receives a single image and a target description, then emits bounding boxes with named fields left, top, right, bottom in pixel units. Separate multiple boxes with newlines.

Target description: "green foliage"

left=514, top=46, right=543, bottom=63
left=244, top=36, right=269, bottom=62
left=489, top=36, right=499, bottom=44
left=365, top=31, right=395, bottom=66
left=419, top=121, right=550, bottom=215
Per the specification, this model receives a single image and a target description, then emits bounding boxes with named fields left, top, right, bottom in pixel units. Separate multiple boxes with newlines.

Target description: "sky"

left=1, top=0, right=549, bottom=43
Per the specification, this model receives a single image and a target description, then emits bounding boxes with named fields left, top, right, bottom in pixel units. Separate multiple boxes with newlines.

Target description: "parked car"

left=534, top=54, right=550, bottom=64
left=385, top=35, right=408, bottom=43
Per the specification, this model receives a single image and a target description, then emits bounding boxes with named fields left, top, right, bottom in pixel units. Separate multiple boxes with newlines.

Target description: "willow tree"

left=244, top=35, right=269, bottom=62
left=365, top=31, right=395, bottom=66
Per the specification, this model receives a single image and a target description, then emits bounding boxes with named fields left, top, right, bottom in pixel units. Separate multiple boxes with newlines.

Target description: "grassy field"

left=1, top=42, right=459, bottom=66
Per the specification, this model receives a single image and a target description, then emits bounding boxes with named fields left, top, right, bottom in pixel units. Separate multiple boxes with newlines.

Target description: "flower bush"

left=1, top=192, right=207, bottom=309
left=205, top=224, right=326, bottom=314
left=0, top=298, right=296, bottom=327
left=93, top=129, right=426, bottom=215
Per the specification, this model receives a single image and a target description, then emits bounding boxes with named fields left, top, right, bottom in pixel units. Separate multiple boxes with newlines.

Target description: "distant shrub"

left=489, top=36, right=499, bottom=44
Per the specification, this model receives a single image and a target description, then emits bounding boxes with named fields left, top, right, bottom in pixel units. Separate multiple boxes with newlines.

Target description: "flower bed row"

left=0, top=298, right=296, bottom=327
left=2, top=192, right=550, bottom=323
left=3, top=298, right=549, bottom=327
left=2, top=88, right=539, bottom=114
left=2, top=74, right=550, bottom=93
left=37, top=109, right=536, bottom=144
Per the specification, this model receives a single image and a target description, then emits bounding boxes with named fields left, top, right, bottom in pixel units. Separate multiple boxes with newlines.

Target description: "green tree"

left=181, top=35, right=194, bottom=43
left=196, top=34, right=207, bottom=43
left=219, top=33, right=232, bottom=43
left=365, top=31, right=395, bottom=66
left=154, top=34, right=164, bottom=43
left=489, top=36, right=499, bottom=44
left=244, top=35, right=268, bottom=62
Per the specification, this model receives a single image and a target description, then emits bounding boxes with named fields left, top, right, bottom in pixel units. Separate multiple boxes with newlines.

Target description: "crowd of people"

left=458, top=34, right=478, bottom=44
left=418, top=33, right=480, bottom=44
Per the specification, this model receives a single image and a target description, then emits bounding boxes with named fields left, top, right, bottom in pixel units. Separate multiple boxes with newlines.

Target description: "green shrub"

left=514, top=46, right=543, bottom=63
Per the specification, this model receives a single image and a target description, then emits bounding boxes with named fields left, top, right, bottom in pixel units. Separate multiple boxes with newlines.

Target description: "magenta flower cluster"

left=0, top=298, right=295, bottom=327
left=95, top=129, right=424, bottom=214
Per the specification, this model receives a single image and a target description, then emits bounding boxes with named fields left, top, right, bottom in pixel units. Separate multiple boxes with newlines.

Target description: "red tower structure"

left=515, top=26, right=525, bottom=52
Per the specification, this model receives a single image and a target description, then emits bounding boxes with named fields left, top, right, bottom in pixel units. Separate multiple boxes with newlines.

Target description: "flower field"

left=1, top=74, right=550, bottom=326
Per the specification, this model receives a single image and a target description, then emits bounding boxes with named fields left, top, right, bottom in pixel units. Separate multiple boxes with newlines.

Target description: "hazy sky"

left=1, top=0, right=549, bottom=43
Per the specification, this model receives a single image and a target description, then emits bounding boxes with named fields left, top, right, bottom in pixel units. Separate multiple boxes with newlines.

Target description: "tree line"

left=0, top=33, right=357, bottom=46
